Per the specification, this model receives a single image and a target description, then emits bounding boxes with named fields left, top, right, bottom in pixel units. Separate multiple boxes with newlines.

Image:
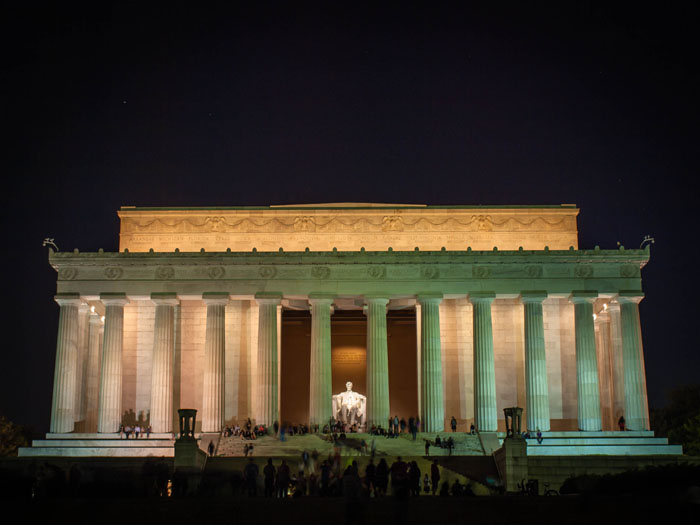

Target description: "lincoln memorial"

left=35, top=203, right=658, bottom=455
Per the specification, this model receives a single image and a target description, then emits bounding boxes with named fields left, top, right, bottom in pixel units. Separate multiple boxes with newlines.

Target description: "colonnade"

left=50, top=290, right=650, bottom=435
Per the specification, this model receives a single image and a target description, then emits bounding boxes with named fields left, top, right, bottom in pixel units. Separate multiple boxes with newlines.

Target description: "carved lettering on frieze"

left=155, top=266, right=174, bottom=279
left=473, top=266, right=491, bottom=278
left=420, top=266, right=440, bottom=279
left=525, top=265, right=543, bottom=278
left=367, top=266, right=386, bottom=279
left=259, top=267, right=277, bottom=279
left=105, top=267, right=123, bottom=280
left=208, top=266, right=225, bottom=279
left=620, top=264, right=639, bottom=278
left=58, top=268, right=77, bottom=281
left=310, top=266, right=330, bottom=279
left=574, top=265, right=593, bottom=278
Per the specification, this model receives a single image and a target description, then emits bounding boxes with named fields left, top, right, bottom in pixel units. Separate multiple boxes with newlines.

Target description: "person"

left=208, top=441, right=215, bottom=456
left=423, top=474, right=431, bottom=495
left=393, top=415, right=399, bottom=434
left=451, top=416, right=457, bottom=432
left=243, top=458, right=259, bottom=497
left=618, top=415, right=626, bottom=431
left=446, top=436, right=454, bottom=456
left=263, top=459, right=276, bottom=497
left=424, top=440, right=430, bottom=456
left=277, top=459, right=290, bottom=498
left=536, top=428, right=543, bottom=444
left=409, top=461, right=421, bottom=497
left=365, top=458, right=376, bottom=497
left=376, top=458, right=389, bottom=497
left=430, top=459, right=440, bottom=496
left=390, top=456, right=408, bottom=498
left=146, top=425, right=152, bottom=439
left=470, top=423, right=476, bottom=435
left=244, top=443, right=249, bottom=457
left=134, top=425, right=140, bottom=439
left=435, top=434, right=442, bottom=448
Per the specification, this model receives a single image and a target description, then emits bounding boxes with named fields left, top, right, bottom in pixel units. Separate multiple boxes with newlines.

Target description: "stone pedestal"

left=308, top=295, right=334, bottom=427
left=522, top=293, right=550, bottom=431
left=150, top=293, right=179, bottom=433
left=418, top=294, right=444, bottom=432
left=619, top=293, right=650, bottom=430
left=202, top=293, right=227, bottom=433
left=50, top=294, right=81, bottom=434
left=366, top=297, right=390, bottom=429
left=256, top=294, right=282, bottom=426
left=494, top=436, right=528, bottom=493
left=471, top=293, right=498, bottom=432
left=98, top=294, right=129, bottom=433
left=571, top=293, right=602, bottom=431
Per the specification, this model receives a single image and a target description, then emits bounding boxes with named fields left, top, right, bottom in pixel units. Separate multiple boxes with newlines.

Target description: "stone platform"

left=18, top=433, right=177, bottom=457
left=497, top=431, right=682, bottom=456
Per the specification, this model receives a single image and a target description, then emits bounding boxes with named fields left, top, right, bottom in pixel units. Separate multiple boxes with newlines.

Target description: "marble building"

left=43, top=204, right=652, bottom=440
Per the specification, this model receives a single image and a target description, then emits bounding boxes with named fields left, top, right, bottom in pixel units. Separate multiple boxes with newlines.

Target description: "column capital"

left=308, top=293, right=335, bottom=306
left=417, top=293, right=443, bottom=305
left=520, top=291, right=548, bottom=304
left=54, top=293, right=82, bottom=307
left=100, top=293, right=129, bottom=307
left=617, top=291, right=644, bottom=304
left=255, top=292, right=282, bottom=305
left=468, top=292, right=496, bottom=304
left=202, top=292, right=229, bottom=306
left=365, top=296, right=390, bottom=307
left=151, top=292, right=180, bottom=306
left=569, top=291, right=598, bottom=304
left=88, top=312, right=102, bottom=325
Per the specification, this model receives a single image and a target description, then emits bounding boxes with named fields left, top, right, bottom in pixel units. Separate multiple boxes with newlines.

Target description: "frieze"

left=208, top=266, right=225, bottom=279
left=310, top=266, right=330, bottom=279
left=155, top=266, right=175, bottom=279
left=58, top=268, right=78, bottom=281
left=420, top=266, right=440, bottom=279
left=473, top=266, right=491, bottom=278
left=367, top=266, right=386, bottom=279
left=525, top=265, right=543, bottom=278
left=259, top=267, right=277, bottom=279
left=104, top=267, right=123, bottom=280
left=574, top=265, right=593, bottom=278
left=620, top=264, right=639, bottom=278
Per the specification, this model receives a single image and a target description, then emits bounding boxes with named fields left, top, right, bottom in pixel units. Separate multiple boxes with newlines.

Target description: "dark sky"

left=2, top=3, right=698, bottom=432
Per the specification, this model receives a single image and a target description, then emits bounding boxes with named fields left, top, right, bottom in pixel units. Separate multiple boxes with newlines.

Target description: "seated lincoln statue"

left=332, top=381, right=367, bottom=430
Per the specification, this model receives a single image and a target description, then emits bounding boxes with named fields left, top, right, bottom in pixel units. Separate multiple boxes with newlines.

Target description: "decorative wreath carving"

left=311, top=266, right=330, bottom=279
left=208, top=266, right=225, bottom=279
left=155, top=266, right=174, bottom=279
left=259, top=267, right=277, bottom=279
left=574, top=265, right=593, bottom=278
left=58, top=268, right=77, bottom=281
left=105, top=267, right=123, bottom=280
left=367, top=266, right=386, bottom=279
left=473, top=266, right=491, bottom=278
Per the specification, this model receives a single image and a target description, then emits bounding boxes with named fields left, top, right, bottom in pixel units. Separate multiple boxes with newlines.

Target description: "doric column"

left=150, top=293, right=179, bottom=433
left=521, top=292, right=551, bottom=432
left=50, top=294, right=81, bottom=433
left=202, top=292, right=228, bottom=433
left=84, top=311, right=103, bottom=432
left=607, top=302, right=626, bottom=423
left=308, top=295, right=334, bottom=427
left=571, top=292, right=602, bottom=431
left=366, top=297, right=390, bottom=429
left=619, top=293, right=650, bottom=430
left=74, top=303, right=90, bottom=423
left=595, top=308, right=614, bottom=430
left=470, top=293, right=498, bottom=432
left=418, top=294, right=444, bottom=432
left=98, top=293, right=129, bottom=433
left=256, top=293, right=282, bottom=426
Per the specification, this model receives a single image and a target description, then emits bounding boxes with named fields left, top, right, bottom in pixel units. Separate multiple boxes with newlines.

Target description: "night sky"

left=2, top=3, right=698, bottom=433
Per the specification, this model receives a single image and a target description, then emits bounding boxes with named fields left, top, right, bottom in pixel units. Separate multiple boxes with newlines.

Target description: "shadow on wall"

left=121, top=409, right=151, bottom=427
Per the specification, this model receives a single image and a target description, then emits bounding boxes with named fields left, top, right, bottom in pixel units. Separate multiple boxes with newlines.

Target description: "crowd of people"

left=240, top=452, right=476, bottom=499
left=118, top=424, right=152, bottom=439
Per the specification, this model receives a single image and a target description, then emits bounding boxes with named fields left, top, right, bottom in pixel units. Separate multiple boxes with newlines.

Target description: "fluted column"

left=308, top=295, right=334, bottom=426
left=418, top=295, right=444, bottom=432
left=150, top=293, right=179, bottom=433
left=256, top=293, right=282, bottom=426
left=522, top=292, right=551, bottom=431
left=366, top=297, right=390, bottom=429
left=608, top=302, right=626, bottom=423
left=571, top=292, right=602, bottom=431
left=619, top=293, right=650, bottom=430
left=84, top=311, right=103, bottom=432
left=74, top=304, right=90, bottom=423
left=98, top=293, right=129, bottom=433
left=50, top=294, right=81, bottom=433
left=470, top=293, right=498, bottom=432
left=202, top=292, right=228, bottom=433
